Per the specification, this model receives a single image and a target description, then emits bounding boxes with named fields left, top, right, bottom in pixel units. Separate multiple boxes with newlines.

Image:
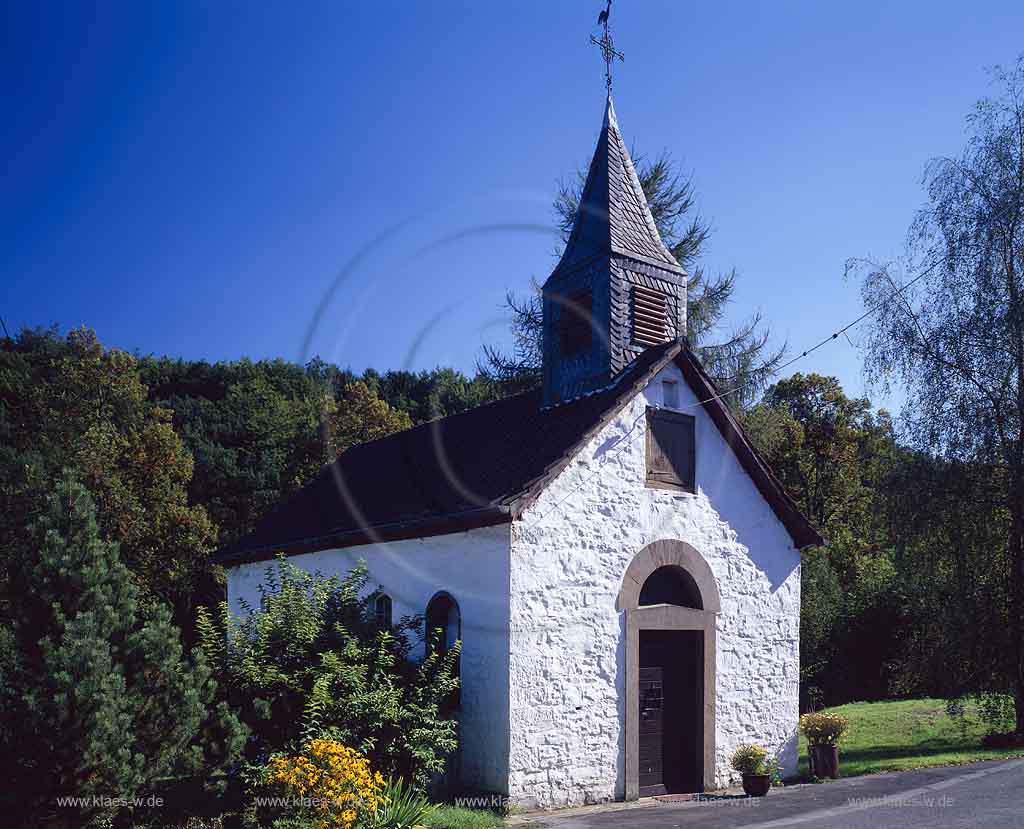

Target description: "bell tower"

left=541, top=95, right=687, bottom=406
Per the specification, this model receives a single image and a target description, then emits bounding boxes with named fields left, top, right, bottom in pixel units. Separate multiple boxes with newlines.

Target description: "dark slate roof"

left=214, top=341, right=823, bottom=567
left=551, top=96, right=684, bottom=279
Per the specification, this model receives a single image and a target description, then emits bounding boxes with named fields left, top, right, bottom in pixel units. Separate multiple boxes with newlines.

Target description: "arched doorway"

left=617, top=540, right=720, bottom=799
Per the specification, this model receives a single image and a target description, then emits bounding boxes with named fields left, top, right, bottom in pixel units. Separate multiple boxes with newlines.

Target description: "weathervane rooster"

left=590, top=0, right=623, bottom=92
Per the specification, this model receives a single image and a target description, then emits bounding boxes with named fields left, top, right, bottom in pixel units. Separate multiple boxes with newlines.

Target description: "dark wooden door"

left=638, top=666, right=666, bottom=794
left=638, top=630, right=703, bottom=797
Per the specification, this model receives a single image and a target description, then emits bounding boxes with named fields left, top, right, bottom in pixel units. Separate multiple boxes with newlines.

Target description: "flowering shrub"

left=799, top=711, right=849, bottom=746
left=730, top=743, right=783, bottom=785
left=199, top=558, right=460, bottom=794
left=268, top=739, right=386, bottom=829
left=730, top=744, right=769, bottom=775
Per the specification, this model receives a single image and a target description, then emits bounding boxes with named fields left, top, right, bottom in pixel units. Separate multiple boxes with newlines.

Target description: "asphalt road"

left=517, top=758, right=1024, bottom=828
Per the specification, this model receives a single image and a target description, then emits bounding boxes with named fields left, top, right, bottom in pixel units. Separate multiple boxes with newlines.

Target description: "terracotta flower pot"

left=809, top=744, right=840, bottom=779
left=741, top=773, right=771, bottom=797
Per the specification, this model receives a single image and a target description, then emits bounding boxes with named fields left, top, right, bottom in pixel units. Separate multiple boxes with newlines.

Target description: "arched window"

left=425, top=591, right=461, bottom=709
left=425, top=591, right=461, bottom=656
left=374, top=593, right=392, bottom=629
left=639, top=565, right=703, bottom=610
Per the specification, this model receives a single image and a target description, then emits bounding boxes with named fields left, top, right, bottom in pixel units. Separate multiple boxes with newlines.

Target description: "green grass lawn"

left=421, top=699, right=1023, bottom=824
left=796, top=697, right=1024, bottom=779
left=427, top=804, right=506, bottom=829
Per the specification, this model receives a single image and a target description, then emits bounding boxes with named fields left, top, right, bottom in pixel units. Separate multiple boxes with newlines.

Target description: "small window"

left=632, top=285, right=670, bottom=346
left=662, top=380, right=680, bottom=409
left=558, top=290, right=593, bottom=354
left=425, top=592, right=461, bottom=657
left=425, top=591, right=461, bottom=708
left=646, top=407, right=695, bottom=492
left=374, top=593, right=392, bottom=629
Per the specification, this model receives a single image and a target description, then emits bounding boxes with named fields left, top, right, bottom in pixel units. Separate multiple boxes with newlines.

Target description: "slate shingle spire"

left=542, top=95, right=687, bottom=406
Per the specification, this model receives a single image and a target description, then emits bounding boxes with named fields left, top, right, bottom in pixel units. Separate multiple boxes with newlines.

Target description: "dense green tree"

left=360, top=366, right=497, bottom=423
left=481, top=152, right=785, bottom=403
left=142, top=356, right=319, bottom=544
left=141, top=358, right=415, bottom=548
left=0, top=474, right=244, bottom=828
left=881, top=456, right=1008, bottom=702
left=852, top=57, right=1024, bottom=731
left=329, top=380, right=414, bottom=455
left=745, top=374, right=895, bottom=558
left=0, top=328, right=216, bottom=618
left=743, top=373, right=902, bottom=705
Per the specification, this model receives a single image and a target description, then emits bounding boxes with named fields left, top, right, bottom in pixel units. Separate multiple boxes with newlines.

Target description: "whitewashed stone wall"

left=225, top=524, right=512, bottom=794
left=223, top=363, right=802, bottom=806
left=507, top=363, right=801, bottom=808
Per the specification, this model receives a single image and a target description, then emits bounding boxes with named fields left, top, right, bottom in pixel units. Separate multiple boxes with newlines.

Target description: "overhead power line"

left=529, top=269, right=930, bottom=526
left=687, top=269, right=929, bottom=412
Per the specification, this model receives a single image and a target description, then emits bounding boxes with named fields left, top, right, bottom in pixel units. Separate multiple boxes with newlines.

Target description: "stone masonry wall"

left=507, top=362, right=801, bottom=808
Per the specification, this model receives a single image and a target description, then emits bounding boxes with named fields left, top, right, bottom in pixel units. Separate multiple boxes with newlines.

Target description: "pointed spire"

left=603, top=92, right=618, bottom=130
left=552, top=95, right=682, bottom=278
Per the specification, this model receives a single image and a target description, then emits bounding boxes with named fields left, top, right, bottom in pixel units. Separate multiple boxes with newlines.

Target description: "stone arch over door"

left=618, top=539, right=720, bottom=799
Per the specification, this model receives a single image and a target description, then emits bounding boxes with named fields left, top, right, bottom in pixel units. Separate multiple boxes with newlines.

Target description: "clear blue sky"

left=3, top=2, right=1022, bottom=407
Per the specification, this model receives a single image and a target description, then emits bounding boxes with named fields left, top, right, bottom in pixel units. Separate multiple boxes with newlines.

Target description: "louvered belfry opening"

left=632, top=285, right=670, bottom=347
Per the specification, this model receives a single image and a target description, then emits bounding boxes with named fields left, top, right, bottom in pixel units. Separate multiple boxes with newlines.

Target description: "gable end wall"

left=508, top=362, right=801, bottom=808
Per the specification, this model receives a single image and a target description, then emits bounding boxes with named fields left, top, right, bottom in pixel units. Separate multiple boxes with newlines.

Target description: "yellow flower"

left=268, top=739, right=386, bottom=827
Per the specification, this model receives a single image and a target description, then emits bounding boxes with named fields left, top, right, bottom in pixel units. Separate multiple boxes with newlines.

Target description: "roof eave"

left=213, top=505, right=512, bottom=568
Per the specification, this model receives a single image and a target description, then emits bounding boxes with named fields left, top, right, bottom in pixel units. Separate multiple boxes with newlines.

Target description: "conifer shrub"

left=0, top=473, right=245, bottom=828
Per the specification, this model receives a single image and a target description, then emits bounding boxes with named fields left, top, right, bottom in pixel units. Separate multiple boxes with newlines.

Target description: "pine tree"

left=480, top=152, right=786, bottom=404
left=0, top=473, right=244, bottom=828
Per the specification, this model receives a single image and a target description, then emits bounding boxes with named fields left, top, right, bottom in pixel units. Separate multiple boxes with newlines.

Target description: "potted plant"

left=730, top=744, right=779, bottom=796
left=799, top=711, right=849, bottom=779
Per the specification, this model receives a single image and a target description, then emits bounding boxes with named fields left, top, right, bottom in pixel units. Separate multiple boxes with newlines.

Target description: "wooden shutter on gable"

left=646, top=407, right=695, bottom=492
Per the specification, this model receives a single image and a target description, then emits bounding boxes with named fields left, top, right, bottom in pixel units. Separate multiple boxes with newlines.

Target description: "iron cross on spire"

left=589, top=0, right=624, bottom=92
